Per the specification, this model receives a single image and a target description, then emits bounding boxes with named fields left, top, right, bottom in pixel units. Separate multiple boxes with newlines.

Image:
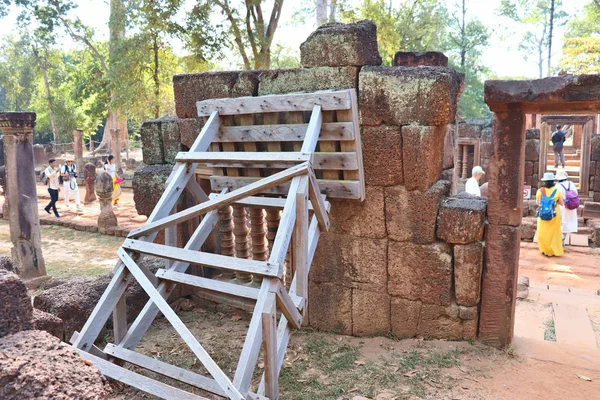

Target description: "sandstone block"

left=352, top=290, right=390, bottom=336
left=479, top=224, right=521, bottom=348
left=161, top=116, right=183, bottom=163
left=454, top=243, right=484, bottom=307
left=592, top=135, right=600, bottom=161
left=459, top=305, right=478, bottom=320
left=481, top=127, right=492, bottom=142
left=457, top=123, right=482, bottom=139
left=359, top=66, right=463, bottom=126
left=32, top=308, right=65, bottom=339
left=300, top=20, right=381, bottom=68
left=402, top=125, right=447, bottom=191
left=480, top=142, right=493, bottom=159
left=132, top=165, right=172, bottom=216
left=385, top=180, right=451, bottom=244
left=521, top=217, right=537, bottom=241
left=311, top=233, right=387, bottom=291
left=0, top=269, right=33, bottom=338
left=524, top=161, right=534, bottom=176
left=526, top=128, right=540, bottom=140
left=308, top=282, right=352, bottom=335
left=0, top=330, right=111, bottom=399
left=487, top=112, right=526, bottom=226
left=140, top=119, right=164, bottom=165
left=361, top=125, right=403, bottom=186
left=258, top=67, right=359, bottom=95
left=394, top=51, right=448, bottom=67
left=0, top=256, right=13, bottom=271
left=177, top=118, right=205, bottom=149
left=391, top=298, right=421, bottom=338
left=173, top=71, right=258, bottom=118
left=436, top=197, right=487, bottom=244
left=525, top=139, right=540, bottom=162
left=329, top=186, right=386, bottom=238
left=418, top=303, right=466, bottom=340
left=443, top=127, right=455, bottom=170
left=388, top=242, right=452, bottom=305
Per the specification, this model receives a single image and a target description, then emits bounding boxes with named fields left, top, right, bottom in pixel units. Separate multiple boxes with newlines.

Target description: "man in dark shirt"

left=551, top=125, right=566, bottom=168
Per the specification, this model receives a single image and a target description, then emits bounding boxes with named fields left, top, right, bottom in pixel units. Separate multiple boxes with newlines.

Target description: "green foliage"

left=0, top=35, right=38, bottom=111
left=566, top=1, right=600, bottom=37
left=340, top=0, right=448, bottom=65
left=560, top=2, right=600, bottom=75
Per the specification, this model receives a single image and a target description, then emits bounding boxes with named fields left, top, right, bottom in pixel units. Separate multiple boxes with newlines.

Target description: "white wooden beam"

left=208, top=193, right=329, bottom=211
left=307, top=168, right=330, bottom=232
left=262, top=293, right=278, bottom=399
left=215, top=122, right=355, bottom=143
left=269, top=280, right=302, bottom=330
left=176, top=151, right=310, bottom=164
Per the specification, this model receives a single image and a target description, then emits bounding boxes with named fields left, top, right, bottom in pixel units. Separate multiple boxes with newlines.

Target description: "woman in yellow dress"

left=536, top=172, right=565, bottom=257
left=104, top=155, right=122, bottom=206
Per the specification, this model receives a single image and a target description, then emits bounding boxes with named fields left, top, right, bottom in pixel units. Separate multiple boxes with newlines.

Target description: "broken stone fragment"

left=394, top=51, right=448, bottom=67
left=300, top=20, right=382, bottom=68
left=0, top=268, right=33, bottom=338
left=132, top=165, right=173, bottom=217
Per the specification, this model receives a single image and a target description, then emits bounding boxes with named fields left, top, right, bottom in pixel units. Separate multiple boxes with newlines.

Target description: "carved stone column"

left=72, top=129, right=84, bottom=176
left=95, top=171, right=118, bottom=233
left=0, top=112, right=46, bottom=280
left=83, top=163, right=97, bottom=203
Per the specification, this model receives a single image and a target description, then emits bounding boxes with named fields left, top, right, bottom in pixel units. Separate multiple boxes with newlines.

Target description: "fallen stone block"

left=394, top=51, right=448, bottom=67
left=173, top=71, right=258, bottom=118
left=132, top=165, right=173, bottom=216
left=521, top=217, right=537, bottom=241
left=436, top=196, right=487, bottom=244
left=258, top=66, right=359, bottom=95
left=526, top=128, right=541, bottom=140
left=359, top=66, right=463, bottom=126
left=32, top=308, right=65, bottom=340
left=161, top=116, right=184, bottom=163
left=300, top=20, right=381, bottom=68
left=0, top=269, right=33, bottom=338
left=140, top=119, right=164, bottom=165
left=388, top=242, right=452, bottom=306
left=454, top=243, right=484, bottom=307
left=402, top=125, right=448, bottom=191
left=0, top=330, right=111, bottom=399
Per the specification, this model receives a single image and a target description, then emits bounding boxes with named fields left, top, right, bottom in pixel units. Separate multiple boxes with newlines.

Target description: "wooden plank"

left=239, top=114, right=261, bottom=178
left=157, top=269, right=260, bottom=301
left=208, top=192, right=329, bottom=211
left=103, top=343, right=227, bottom=397
left=177, top=151, right=310, bottom=164
left=165, top=206, right=178, bottom=269
left=199, top=152, right=358, bottom=171
left=129, top=163, right=310, bottom=238
left=301, top=105, right=323, bottom=155
left=73, top=347, right=209, bottom=400
left=268, top=178, right=300, bottom=268
left=123, top=240, right=280, bottom=278
left=216, top=122, right=354, bottom=142
left=553, top=303, right=598, bottom=349
left=73, top=112, right=221, bottom=351
left=118, top=249, right=245, bottom=400
left=185, top=178, right=209, bottom=203
left=262, top=293, right=278, bottom=399
left=210, top=175, right=361, bottom=200
left=119, top=207, right=221, bottom=350
left=294, top=177, right=309, bottom=302
left=197, top=90, right=352, bottom=117
left=69, top=331, right=108, bottom=360
left=307, top=168, right=330, bottom=232
left=336, top=89, right=365, bottom=200
left=319, top=110, right=341, bottom=180
left=269, top=280, right=302, bottom=329
left=233, top=279, right=272, bottom=393
left=113, top=293, right=128, bottom=344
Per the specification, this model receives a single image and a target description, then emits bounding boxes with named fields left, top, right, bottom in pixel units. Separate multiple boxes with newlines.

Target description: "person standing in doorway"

left=551, top=125, right=566, bottom=168
left=556, top=169, right=579, bottom=244
left=43, top=158, right=61, bottom=218
left=104, top=155, right=121, bottom=207
left=465, top=166, right=485, bottom=197
left=61, top=155, right=82, bottom=211
left=536, top=172, right=564, bottom=257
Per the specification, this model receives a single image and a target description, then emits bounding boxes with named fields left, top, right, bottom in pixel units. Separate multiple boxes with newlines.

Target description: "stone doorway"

left=482, top=75, right=600, bottom=348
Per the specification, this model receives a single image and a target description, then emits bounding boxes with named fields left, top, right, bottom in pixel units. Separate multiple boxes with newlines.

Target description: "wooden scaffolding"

left=69, top=89, right=364, bottom=400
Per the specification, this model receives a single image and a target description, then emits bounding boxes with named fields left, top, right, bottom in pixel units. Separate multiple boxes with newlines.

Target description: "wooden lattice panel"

left=195, top=89, right=365, bottom=200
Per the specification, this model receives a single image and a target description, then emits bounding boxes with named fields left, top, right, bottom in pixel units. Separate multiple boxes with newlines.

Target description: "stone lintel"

left=0, top=112, right=36, bottom=133
left=393, top=51, right=448, bottom=67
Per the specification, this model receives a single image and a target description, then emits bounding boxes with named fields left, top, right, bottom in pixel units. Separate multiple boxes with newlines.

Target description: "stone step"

left=553, top=302, right=598, bottom=349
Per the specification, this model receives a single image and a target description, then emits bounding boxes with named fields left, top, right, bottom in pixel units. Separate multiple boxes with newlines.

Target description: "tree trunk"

left=460, top=0, right=466, bottom=71
left=538, top=41, right=544, bottom=79
left=33, top=47, right=59, bottom=144
left=329, top=0, right=337, bottom=22
left=547, top=0, right=555, bottom=76
left=316, top=0, right=327, bottom=25
left=153, top=34, right=160, bottom=119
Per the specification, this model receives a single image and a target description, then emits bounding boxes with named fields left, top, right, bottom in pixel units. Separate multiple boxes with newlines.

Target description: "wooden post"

left=233, top=205, right=252, bottom=282
left=218, top=205, right=236, bottom=280
left=262, top=293, right=278, bottom=399
left=0, top=112, right=46, bottom=281
left=294, top=177, right=309, bottom=302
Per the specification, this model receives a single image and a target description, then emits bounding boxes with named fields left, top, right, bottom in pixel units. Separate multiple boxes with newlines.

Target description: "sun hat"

left=472, top=166, right=485, bottom=175
left=541, top=172, right=556, bottom=181
left=65, top=155, right=75, bottom=162
left=555, top=169, right=569, bottom=180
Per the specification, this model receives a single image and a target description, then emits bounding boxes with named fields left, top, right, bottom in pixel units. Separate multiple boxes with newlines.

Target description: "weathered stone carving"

left=95, top=171, right=117, bottom=233
left=83, top=163, right=97, bottom=203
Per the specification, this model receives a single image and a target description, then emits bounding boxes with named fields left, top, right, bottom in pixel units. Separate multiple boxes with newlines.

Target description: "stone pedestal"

left=0, top=112, right=46, bottom=280
left=72, top=129, right=84, bottom=175
left=110, top=128, right=122, bottom=174
left=83, top=163, right=97, bottom=203
left=95, top=172, right=117, bottom=233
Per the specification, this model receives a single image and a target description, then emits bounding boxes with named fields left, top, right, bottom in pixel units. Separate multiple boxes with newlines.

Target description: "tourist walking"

left=465, top=166, right=485, bottom=197
left=43, top=158, right=61, bottom=218
left=551, top=125, right=566, bottom=168
left=61, top=155, right=82, bottom=211
left=104, top=155, right=121, bottom=207
left=556, top=169, right=579, bottom=242
left=536, top=172, right=564, bottom=257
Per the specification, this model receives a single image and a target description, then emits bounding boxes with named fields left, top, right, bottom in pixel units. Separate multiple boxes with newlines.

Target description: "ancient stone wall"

left=591, top=134, right=600, bottom=201
left=135, top=21, right=490, bottom=340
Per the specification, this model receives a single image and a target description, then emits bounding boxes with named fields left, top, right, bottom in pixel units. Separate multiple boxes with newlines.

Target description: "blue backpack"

left=537, top=188, right=557, bottom=221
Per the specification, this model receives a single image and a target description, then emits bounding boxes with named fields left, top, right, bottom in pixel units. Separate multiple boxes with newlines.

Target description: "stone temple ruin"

left=1, top=18, right=600, bottom=400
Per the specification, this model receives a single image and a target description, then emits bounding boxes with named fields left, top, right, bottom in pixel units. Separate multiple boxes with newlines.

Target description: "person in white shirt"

left=465, top=166, right=485, bottom=197
left=555, top=169, right=578, bottom=241
left=43, top=158, right=61, bottom=218
left=61, top=156, right=82, bottom=211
